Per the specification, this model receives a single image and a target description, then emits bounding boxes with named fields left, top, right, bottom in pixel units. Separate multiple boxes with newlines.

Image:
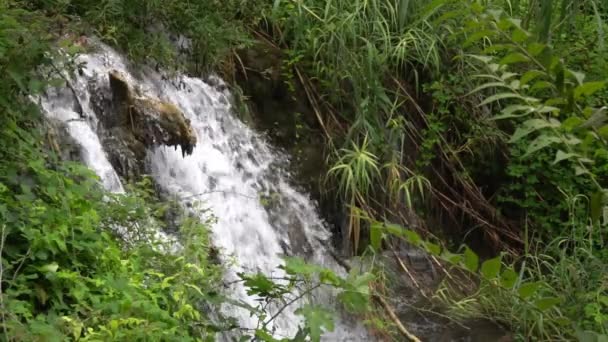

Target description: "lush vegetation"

left=2, top=0, right=608, bottom=340
left=0, top=1, right=373, bottom=341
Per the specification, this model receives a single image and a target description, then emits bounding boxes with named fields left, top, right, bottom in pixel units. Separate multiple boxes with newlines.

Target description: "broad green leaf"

left=523, top=135, right=560, bottom=157
left=478, top=93, right=527, bottom=107
left=403, top=229, right=422, bottom=246
left=580, top=108, right=607, bottom=129
left=530, top=80, right=554, bottom=92
left=500, top=267, right=518, bottom=289
left=511, top=28, right=529, bottom=43
left=576, top=166, right=590, bottom=176
left=568, top=70, right=586, bottom=85
left=574, top=81, right=605, bottom=100
left=561, top=117, right=583, bottom=131
left=40, top=262, right=59, bottom=273
left=319, top=269, right=341, bottom=286
left=467, top=54, right=493, bottom=64
left=464, top=30, right=497, bottom=47
left=599, top=125, right=608, bottom=139
left=242, top=273, right=277, bottom=297
left=385, top=223, right=406, bottom=238
left=527, top=42, right=547, bottom=56
left=423, top=241, right=441, bottom=256
left=520, top=70, right=545, bottom=86
left=536, top=105, right=559, bottom=114
left=284, top=257, right=322, bottom=277
left=295, top=305, right=335, bottom=342
left=466, top=82, right=512, bottom=97
left=480, top=256, right=501, bottom=280
left=509, top=119, right=559, bottom=142
left=518, top=282, right=542, bottom=299
left=255, top=329, right=279, bottom=342
left=545, top=97, right=567, bottom=106
left=553, top=150, right=578, bottom=164
left=441, top=251, right=462, bottom=265
left=534, top=297, right=562, bottom=311
left=493, top=104, right=535, bottom=120
left=463, top=247, right=479, bottom=272
left=499, top=52, right=529, bottom=65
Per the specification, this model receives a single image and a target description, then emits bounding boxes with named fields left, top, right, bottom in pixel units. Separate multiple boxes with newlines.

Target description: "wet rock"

left=103, top=127, right=146, bottom=180
left=44, top=118, right=81, bottom=162
left=108, top=71, right=197, bottom=156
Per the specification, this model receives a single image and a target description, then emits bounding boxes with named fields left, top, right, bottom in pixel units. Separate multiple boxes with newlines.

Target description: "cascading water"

left=40, top=42, right=369, bottom=340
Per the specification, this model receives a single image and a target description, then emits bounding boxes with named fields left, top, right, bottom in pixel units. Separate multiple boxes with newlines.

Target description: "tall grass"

left=272, top=0, right=445, bottom=122
left=270, top=0, right=449, bottom=249
left=435, top=215, right=608, bottom=340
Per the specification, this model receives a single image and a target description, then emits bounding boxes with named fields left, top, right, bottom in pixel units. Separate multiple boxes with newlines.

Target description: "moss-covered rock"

left=108, top=70, right=196, bottom=156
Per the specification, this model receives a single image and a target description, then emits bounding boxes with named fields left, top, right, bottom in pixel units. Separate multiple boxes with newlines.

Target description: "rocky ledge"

left=88, top=70, right=196, bottom=180
left=108, top=70, right=196, bottom=156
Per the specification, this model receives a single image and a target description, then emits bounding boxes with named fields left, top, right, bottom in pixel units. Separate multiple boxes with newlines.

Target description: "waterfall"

left=40, top=43, right=369, bottom=340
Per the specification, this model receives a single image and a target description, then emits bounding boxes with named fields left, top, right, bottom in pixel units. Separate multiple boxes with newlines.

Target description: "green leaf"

left=574, top=81, right=605, bottom=100
left=478, top=93, right=527, bottom=107
left=370, top=222, right=383, bottom=250
left=509, top=119, right=559, bottom=142
left=526, top=42, right=547, bottom=56
left=466, top=82, right=512, bottom=97
left=590, top=191, right=604, bottom=225
left=553, top=150, right=578, bottom=164
left=520, top=70, right=546, bottom=86
left=492, top=105, right=535, bottom=120
left=423, top=242, right=441, bottom=256
left=534, top=297, right=561, bottom=311
left=561, top=117, right=583, bottom=131
left=284, top=257, right=322, bottom=277
left=462, top=247, right=479, bottom=272
left=464, top=30, right=497, bottom=47
left=499, top=52, right=529, bottom=65
left=403, top=229, right=422, bottom=246
left=242, top=273, right=278, bottom=297
left=319, top=269, right=341, bottom=286
left=500, top=267, right=518, bottom=289
left=599, top=125, right=608, bottom=139
left=338, top=272, right=373, bottom=313
left=518, top=282, right=542, bottom=299
left=511, top=28, right=529, bottom=43
left=295, top=305, right=335, bottom=342
left=568, top=70, right=586, bottom=85
left=441, top=251, right=462, bottom=265
left=523, top=135, right=560, bottom=157
left=530, top=80, right=554, bottom=92
left=480, top=256, right=501, bottom=280
left=40, top=262, right=59, bottom=273
left=255, top=329, right=280, bottom=342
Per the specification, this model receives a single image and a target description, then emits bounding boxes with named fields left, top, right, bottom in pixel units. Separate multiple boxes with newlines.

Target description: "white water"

left=40, top=43, right=368, bottom=340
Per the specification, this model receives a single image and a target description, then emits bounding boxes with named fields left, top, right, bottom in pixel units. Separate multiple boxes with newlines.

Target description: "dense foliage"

left=3, top=0, right=608, bottom=340
left=0, top=1, right=374, bottom=341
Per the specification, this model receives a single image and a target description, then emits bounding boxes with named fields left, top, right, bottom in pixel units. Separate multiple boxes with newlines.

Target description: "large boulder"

left=108, top=70, right=196, bottom=157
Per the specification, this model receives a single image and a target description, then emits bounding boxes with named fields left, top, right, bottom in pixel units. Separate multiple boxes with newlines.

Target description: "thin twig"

left=261, top=283, right=322, bottom=330
left=373, top=294, right=422, bottom=342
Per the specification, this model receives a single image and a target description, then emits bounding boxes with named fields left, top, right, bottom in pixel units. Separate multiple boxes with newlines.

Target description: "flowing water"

left=40, top=43, right=369, bottom=340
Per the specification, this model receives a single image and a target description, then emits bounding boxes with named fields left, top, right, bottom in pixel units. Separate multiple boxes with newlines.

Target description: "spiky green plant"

left=328, top=136, right=380, bottom=250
